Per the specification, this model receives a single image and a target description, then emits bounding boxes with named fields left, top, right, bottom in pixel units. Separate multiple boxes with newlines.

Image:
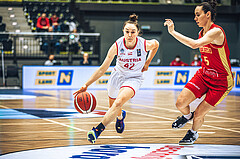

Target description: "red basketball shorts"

left=184, top=72, right=233, bottom=106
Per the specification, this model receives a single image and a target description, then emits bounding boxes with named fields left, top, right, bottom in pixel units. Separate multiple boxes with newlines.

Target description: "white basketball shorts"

left=107, top=68, right=143, bottom=99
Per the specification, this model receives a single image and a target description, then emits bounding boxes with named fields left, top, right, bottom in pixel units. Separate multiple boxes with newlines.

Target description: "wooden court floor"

left=0, top=89, right=240, bottom=155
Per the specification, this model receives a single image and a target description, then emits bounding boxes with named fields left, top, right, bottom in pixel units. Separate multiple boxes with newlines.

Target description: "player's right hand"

left=164, top=19, right=175, bottom=35
left=73, top=84, right=88, bottom=98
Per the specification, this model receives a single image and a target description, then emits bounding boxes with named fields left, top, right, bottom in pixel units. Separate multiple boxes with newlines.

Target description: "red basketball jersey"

left=198, top=23, right=232, bottom=81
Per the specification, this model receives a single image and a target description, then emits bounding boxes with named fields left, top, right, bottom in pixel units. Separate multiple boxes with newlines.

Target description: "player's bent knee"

left=114, top=98, right=123, bottom=108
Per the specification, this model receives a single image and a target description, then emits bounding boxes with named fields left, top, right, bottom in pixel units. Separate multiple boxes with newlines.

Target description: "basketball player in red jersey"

left=74, top=14, right=159, bottom=144
left=164, top=0, right=233, bottom=144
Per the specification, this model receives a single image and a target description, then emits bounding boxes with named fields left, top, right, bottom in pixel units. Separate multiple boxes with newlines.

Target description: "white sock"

left=183, top=112, right=192, bottom=120
left=190, top=129, right=197, bottom=134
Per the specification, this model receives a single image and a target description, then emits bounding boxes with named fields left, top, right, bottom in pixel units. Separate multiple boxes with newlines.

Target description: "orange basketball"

left=74, top=92, right=96, bottom=114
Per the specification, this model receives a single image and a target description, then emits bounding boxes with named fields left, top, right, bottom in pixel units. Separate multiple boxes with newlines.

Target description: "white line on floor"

left=0, top=104, right=87, bottom=132
left=202, top=124, right=240, bottom=134
left=0, top=129, right=216, bottom=134
left=98, top=136, right=122, bottom=139
left=97, top=105, right=173, bottom=121
left=96, top=104, right=240, bottom=134
left=1, top=120, right=238, bottom=126
left=42, top=118, right=87, bottom=132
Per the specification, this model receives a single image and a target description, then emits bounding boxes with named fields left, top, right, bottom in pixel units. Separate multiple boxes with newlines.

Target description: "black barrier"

left=0, top=32, right=101, bottom=65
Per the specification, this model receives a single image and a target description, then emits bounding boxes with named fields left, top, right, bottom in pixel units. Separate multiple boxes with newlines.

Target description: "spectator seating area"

left=0, top=16, right=13, bottom=52
left=75, top=0, right=224, bottom=5
left=23, top=2, right=81, bottom=32
left=0, top=5, right=98, bottom=64
left=21, top=2, right=92, bottom=55
left=184, top=0, right=221, bottom=4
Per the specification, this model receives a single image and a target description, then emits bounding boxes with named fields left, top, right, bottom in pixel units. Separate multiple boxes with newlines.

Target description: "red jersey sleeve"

left=37, top=17, right=43, bottom=29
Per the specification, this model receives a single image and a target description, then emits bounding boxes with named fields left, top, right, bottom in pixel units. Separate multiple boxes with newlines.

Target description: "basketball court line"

left=202, top=125, right=240, bottom=134
left=1, top=91, right=239, bottom=157
left=205, top=114, right=240, bottom=122
left=2, top=136, right=240, bottom=144
left=0, top=120, right=238, bottom=126
left=57, top=98, right=240, bottom=134
left=0, top=104, right=122, bottom=139
left=0, top=129, right=216, bottom=134
left=91, top=97, right=239, bottom=123
left=1, top=96, right=240, bottom=137
left=0, top=104, right=87, bottom=132
left=96, top=104, right=240, bottom=134
left=114, top=107, right=173, bottom=121
left=105, top=129, right=216, bottom=134
left=127, top=103, right=240, bottom=122
left=0, top=105, right=11, bottom=109
left=98, top=136, right=122, bottom=139
left=42, top=118, right=87, bottom=132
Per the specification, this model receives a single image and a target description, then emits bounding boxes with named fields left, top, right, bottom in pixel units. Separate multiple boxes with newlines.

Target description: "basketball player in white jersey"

left=73, top=13, right=159, bottom=144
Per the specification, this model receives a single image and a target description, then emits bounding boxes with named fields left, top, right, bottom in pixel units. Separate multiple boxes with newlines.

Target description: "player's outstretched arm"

left=164, top=19, right=223, bottom=49
left=142, top=39, right=159, bottom=72
left=73, top=43, right=117, bottom=97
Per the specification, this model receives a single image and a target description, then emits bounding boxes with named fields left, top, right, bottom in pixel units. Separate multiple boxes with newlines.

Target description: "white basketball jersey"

left=115, top=36, right=148, bottom=77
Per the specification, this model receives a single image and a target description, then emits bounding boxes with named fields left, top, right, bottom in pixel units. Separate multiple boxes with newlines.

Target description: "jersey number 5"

left=203, top=56, right=209, bottom=66
left=124, top=63, right=135, bottom=70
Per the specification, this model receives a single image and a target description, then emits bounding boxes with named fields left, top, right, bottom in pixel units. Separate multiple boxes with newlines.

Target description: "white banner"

left=22, top=66, right=240, bottom=91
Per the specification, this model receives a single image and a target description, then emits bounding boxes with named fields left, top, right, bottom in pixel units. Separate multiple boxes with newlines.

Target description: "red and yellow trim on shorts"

left=214, top=46, right=234, bottom=106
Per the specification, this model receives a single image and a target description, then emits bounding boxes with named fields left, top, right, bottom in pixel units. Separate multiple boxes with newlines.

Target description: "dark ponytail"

left=198, top=0, right=218, bottom=21
left=123, top=13, right=140, bottom=31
